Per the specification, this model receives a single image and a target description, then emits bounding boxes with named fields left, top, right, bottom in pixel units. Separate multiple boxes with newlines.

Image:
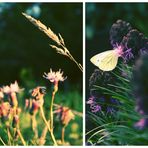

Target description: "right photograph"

left=86, top=3, right=148, bottom=145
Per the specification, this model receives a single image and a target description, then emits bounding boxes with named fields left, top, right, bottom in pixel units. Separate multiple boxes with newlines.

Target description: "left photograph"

left=0, top=3, right=83, bottom=146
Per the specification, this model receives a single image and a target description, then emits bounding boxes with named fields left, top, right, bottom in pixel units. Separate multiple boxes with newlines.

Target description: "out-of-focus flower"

left=29, top=99, right=40, bottom=115
left=121, top=29, right=148, bottom=60
left=55, top=106, right=75, bottom=126
left=87, top=96, right=101, bottom=113
left=3, top=81, right=23, bottom=94
left=110, top=20, right=148, bottom=62
left=0, top=88, right=4, bottom=99
left=31, top=86, right=46, bottom=100
left=87, top=95, right=119, bottom=114
left=134, top=118, right=148, bottom=130
left=3, top=85, right=11, bottom=94
left=132, top=54, right=148, bottom=128
left=0, top=102, right=10, bottom=117
left=27, top=87, right=46, bottom=115
left=43, top=69, right=67, bottom=84
left=110, top=19, right=132, bottom=46
left=0, top=102, right=12, bottom=126
left=88, top=69, right=119, bottom=114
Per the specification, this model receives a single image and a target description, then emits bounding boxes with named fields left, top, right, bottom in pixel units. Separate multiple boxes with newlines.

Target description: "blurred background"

left=86, top=3, right=148, bottom=96
left=0, top=3, right=82, bottom=89
left=0, top=3, right=83, bottom=145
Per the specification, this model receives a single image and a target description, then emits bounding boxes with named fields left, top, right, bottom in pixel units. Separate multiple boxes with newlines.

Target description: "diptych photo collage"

left=0, top=1, right=148, bottom=147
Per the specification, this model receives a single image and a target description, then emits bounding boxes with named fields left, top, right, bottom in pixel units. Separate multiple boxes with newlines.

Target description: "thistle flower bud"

left=121, top=29, right=148, bottom=59
left=110, top=20, right=132, bottom=46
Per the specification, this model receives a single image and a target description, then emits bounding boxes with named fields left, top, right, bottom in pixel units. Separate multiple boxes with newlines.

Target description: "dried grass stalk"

left=22, top=13, right=83, bottom=72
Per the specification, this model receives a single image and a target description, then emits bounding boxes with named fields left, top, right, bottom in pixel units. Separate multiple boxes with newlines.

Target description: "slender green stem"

left=39, top=120, right=49, bottom=145
left=7, top=127, right=11, bottom=145
left=0, top=136, right=6, bottom=146
left=40, top=106, right=57, bottom=146
left=31, top=115, right=38, bottom=139
left=61, top=126, right=66, bottom=145
left=17, top=129, right=26, bottom=146
left=50, top=92, right=55, bottom=131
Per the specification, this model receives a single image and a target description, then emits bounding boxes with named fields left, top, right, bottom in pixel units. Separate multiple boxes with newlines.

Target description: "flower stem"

left=39, top=120, right=49, bottom=145
left=50, top=91, right=55, bottom=131
left=6, top=127, right=11, bottom=145
left=61, top=126, right=66, bottom=145
left=31, top=115, right=38, bottom=139
left=40, top=106, right=57, bottom=146
left=0, top=137, right=6, bottom=146
left=17, top=129, right=26, bottom=146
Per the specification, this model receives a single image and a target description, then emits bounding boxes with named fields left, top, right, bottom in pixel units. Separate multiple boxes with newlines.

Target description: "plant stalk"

left=40, top=106, right=57, bottom=146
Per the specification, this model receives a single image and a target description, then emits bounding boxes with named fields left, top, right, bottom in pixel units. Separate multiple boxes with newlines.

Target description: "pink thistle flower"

left=134, top=118, right=148, bottom=129
left=43, top=69, right=67, bottom=84
left=114, top=44, right=124, bottom=57
left=10, top=81, right=23, bottom=93
left=3, top=85, right=11, bottom=94
left=3, top=81, right=23, bottom=94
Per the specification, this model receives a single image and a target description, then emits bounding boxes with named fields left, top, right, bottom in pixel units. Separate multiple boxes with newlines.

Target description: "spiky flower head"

left=43, top=69, right=67, bottom=84
left=3, top=81, right=23, bottom=94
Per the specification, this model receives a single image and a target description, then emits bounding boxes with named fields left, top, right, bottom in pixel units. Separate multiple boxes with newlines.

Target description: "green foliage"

left=86, top=64, right=148, bottom=145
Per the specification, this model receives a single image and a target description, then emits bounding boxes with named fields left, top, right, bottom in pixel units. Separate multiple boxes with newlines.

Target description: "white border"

left=0, top=1, right=148, bottom=147
left=83, top=1, right=86, bottom=146
left=1, top=0, right=148, bottom=2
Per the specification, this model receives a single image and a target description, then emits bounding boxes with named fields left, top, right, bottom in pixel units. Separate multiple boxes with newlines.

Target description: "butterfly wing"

left=90, top=49, right=118, bottom=71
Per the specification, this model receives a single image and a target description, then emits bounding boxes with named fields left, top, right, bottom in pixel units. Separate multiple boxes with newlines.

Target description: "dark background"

left=86, top=3, right=148, bottom=97
left=0, top=3, right=82, bottom=90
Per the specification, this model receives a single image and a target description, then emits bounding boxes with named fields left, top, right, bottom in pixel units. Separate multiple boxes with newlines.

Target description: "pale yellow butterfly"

left=90, top=46, right=123, bottom=71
